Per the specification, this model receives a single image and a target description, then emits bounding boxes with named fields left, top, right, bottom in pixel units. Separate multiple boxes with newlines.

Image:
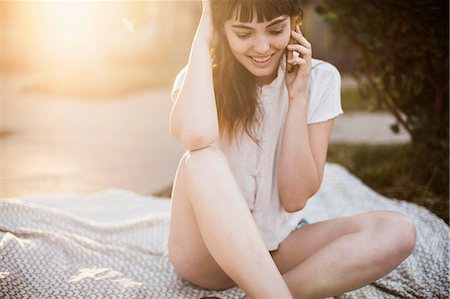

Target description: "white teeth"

left=251, top=55, right=271, bottom=63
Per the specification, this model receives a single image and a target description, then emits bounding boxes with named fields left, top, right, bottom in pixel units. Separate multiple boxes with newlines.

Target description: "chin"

left=251, top=66, right=277, bottom=76
left=242, top=60, right=278, bottom=76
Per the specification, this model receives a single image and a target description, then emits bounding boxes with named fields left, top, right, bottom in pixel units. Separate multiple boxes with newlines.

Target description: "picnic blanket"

left=1, top=163, right=448, bottom=298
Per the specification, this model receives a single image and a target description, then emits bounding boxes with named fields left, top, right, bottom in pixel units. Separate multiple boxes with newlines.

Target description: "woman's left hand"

left=285, top=25, right=312, bottom=103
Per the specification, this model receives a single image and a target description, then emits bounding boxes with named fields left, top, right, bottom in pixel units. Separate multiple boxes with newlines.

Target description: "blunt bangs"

left=226, top=0, right=301, bottom=23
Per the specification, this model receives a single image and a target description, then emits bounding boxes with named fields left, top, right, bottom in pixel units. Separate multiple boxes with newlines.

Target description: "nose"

left=253, top=35, right=270, bottom=54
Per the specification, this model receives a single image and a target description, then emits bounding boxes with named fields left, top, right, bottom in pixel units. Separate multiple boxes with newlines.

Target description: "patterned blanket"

left=0, top=163, right=448, bottom=298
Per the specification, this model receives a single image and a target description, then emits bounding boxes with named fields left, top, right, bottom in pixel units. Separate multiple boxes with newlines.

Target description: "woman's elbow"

left=170, top=124, right=218, bottom=151
left=282, top=200, right=307, bottom=213
left=280, top=184, right=320, bottom=213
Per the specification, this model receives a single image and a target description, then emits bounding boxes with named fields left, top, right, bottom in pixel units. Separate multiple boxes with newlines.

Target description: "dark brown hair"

left=210, top=0, right=303, bottom=147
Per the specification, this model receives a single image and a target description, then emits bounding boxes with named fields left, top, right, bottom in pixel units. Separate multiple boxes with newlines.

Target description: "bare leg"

left=267, top=211, right=416, bottom=299
left=169, top=146, right=292, bottom=298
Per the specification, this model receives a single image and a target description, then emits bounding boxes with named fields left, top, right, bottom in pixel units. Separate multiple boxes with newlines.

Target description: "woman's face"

left=223, top=12, right=291, bottom=85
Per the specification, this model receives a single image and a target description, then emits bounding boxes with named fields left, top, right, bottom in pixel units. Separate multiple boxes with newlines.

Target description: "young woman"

left=168, top=1, right=416, bottom=298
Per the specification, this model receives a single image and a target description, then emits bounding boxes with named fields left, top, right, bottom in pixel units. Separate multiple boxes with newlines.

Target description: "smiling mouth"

left=250, top=54, right=273, bottom=63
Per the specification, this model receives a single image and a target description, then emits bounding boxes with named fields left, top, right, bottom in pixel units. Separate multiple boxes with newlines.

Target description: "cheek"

left=227, top=36, right=251, bottom=55
left=277, top=32, right=291, bottom=48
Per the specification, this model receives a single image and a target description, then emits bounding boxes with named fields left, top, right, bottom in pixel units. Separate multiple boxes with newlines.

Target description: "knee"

left=183, top=145, right=228, bottom=176
left=371, top=211, right=417, bottom=265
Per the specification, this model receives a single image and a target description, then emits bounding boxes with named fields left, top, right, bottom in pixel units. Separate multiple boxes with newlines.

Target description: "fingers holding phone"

left=286, top=19, right=311, bottom=78
left=285, top=17, right=312, bottom=100
left=286, top=20, right=312, bottom=73
left=286, top=16, right=302, bottom=73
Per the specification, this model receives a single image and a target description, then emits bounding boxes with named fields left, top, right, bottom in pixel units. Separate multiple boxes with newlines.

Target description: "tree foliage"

left=317, top=0, right=449, bottom=197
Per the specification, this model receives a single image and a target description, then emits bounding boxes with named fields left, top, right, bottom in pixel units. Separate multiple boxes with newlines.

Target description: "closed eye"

left=270, top=30, right=284, bottom=35
left=235, top=29, right=284, bottom=39
left=236, top=33, right=251, bottom=39
left=234, top=28, right=284, bottom=39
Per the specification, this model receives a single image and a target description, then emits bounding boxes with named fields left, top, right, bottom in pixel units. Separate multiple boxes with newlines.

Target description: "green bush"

left=317, top=0, right=449, bottom=199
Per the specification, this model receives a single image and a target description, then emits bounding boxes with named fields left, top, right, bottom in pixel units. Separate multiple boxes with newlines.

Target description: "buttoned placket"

left=250, top=86, right=267, bottom=213
left=251, top=148, right=262, bottom=213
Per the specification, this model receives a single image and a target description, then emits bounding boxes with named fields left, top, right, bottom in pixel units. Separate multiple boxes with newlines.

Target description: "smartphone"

left=286, top=16, right=302, bottom=73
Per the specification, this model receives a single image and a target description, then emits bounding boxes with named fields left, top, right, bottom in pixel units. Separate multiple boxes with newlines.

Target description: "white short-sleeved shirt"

left=171, top=58, right=344, bottom=251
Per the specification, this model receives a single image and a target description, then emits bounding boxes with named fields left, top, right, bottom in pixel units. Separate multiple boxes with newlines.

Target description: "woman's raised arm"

left=169, top=0, right=219, bottom=151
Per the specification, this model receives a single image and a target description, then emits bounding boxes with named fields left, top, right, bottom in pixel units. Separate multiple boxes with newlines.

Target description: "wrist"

left=288, top=101, right=308, bottom=113
left=288, top=92, right=308, bottom=106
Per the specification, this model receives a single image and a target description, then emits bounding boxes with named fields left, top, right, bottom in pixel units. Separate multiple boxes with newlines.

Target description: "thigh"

left=168, top=151, right=235, bottom=291
left=270, top=211, right=396, bottom=274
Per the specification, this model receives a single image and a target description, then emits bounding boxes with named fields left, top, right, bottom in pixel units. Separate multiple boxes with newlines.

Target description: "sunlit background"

left=0, top=0, right=409, bottom=200
left=1, top=0, right=199, bottom=96
left=1, top=0, right=203, bottom=198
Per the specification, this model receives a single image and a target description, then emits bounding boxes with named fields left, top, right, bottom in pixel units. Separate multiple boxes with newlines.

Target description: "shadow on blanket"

left=0, top=163, right=448, bottom=298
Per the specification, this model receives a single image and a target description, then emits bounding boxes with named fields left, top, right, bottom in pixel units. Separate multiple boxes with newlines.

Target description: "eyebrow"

left=231, top=17, right=288, bottom=30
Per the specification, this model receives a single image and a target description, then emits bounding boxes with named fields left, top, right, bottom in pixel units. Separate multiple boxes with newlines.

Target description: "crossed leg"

left=265, top=210, right=417, bottom=299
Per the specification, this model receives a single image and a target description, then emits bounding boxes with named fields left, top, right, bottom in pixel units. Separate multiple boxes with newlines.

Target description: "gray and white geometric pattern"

left=0, top=163, right=448, bottom=298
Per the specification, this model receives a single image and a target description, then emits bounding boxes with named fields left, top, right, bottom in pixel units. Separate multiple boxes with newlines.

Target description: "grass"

left=341, top=88, right=386, bottom=112
left=327, top=143, right=448, bottom=223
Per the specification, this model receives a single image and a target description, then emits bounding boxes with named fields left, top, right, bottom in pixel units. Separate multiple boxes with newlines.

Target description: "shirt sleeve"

left=307, top=63, right=344, bottom=124
left=171, top=66, right=188, bottom=101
